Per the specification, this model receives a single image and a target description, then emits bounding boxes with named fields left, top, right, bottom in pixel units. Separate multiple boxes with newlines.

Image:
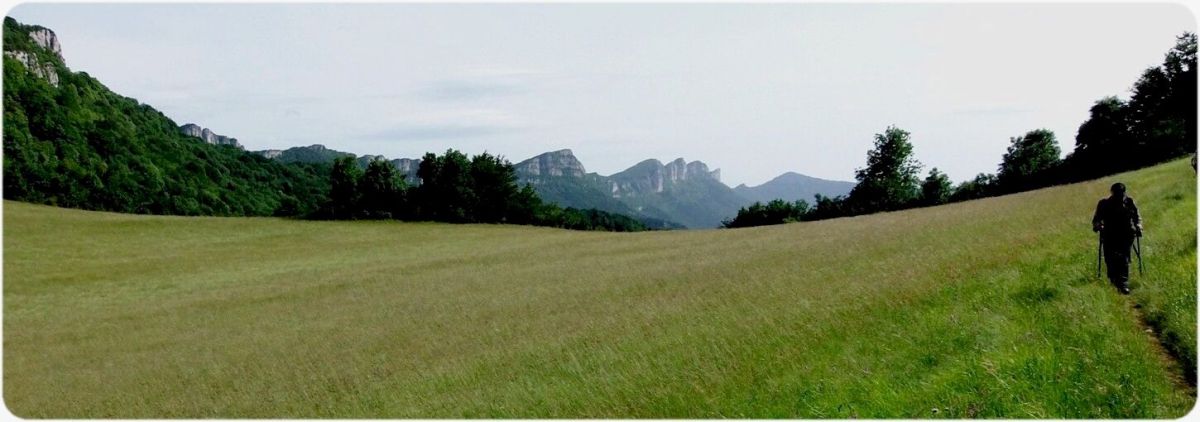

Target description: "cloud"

left=366, top=123, right=523, bottom=141
left=416, top=79, right=528, bottom=101
left=413, top=66, right=548, bottom=101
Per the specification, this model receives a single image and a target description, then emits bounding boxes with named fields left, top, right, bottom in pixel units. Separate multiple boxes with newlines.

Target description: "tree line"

left=312, top=150, right=652, bottom=232
left=725, top=32, right=1196, bottom=229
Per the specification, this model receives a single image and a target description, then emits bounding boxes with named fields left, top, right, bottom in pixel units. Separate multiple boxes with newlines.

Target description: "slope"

left=2, top=17, right=330, bottom=217
left=3, top=158, right=1195, bottom=418
left=733, top=172, right=855, bottom=204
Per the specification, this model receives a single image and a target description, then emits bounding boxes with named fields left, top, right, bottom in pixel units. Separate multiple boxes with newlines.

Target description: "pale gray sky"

left=7, top=3, right=1195, bottom=186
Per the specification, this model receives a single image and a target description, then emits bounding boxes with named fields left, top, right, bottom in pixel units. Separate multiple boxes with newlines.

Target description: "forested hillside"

left=2, top=17, right=330, bottom=216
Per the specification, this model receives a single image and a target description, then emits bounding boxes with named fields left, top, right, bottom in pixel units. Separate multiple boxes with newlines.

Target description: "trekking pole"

left=1097, top=232, right=1103, bottom=278
left=1135, top=235, right=1144, bottom=276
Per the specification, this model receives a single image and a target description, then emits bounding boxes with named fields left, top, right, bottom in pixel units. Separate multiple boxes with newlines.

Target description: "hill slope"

left=2, top=17, right=329, bottom=217
left=733, top=171, right=855, bottom=204
left=3, top=159, right=1195, bottom=417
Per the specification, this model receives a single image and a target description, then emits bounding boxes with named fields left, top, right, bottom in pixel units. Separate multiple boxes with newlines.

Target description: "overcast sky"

left=8, top=3, right=1195, bottom=186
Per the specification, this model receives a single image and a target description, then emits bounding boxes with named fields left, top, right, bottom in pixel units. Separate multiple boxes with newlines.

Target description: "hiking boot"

left=1119, top=286, right=1132, bottom=295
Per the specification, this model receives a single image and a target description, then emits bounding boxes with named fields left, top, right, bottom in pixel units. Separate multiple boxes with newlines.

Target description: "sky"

left=7, top=3, right=1196, bottom=187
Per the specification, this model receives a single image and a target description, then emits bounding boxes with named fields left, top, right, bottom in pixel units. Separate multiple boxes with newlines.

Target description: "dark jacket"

left=1092, top=196, right=1142, bottom=236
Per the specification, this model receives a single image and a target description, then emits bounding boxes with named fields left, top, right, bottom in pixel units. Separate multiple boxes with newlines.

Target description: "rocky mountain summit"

left=248, top=145, right=848, bottom=228
left=179, top=124, right=242, bottom=149
left=515, top=149, right=588, bottom=178
left=609, top=158, right=721, bottom=198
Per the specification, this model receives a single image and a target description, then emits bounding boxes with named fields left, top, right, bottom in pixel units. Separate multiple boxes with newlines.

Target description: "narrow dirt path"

left=1127, top=299, right=1195, bottom=391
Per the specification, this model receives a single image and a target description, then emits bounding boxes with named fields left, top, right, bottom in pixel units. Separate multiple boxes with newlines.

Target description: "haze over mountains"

left=249, top=145, right=853, bottom=228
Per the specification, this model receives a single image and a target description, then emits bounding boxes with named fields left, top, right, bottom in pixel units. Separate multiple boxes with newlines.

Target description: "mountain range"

left=251, top=146, right=854, bottom=228
left=2, top=16, right=852, bottom=228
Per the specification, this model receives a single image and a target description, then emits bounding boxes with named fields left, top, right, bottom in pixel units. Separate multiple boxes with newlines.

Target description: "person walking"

left=1092, top=182, right=1143, bottom=294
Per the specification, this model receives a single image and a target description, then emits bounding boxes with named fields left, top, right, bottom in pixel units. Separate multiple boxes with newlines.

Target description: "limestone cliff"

left=3, top=20, right=63, bottom=86
left=179, top=124, right=242, bottom=149
left=514, top=149, right=587, bottom=179
left=608, top=157, right=722, bottom=198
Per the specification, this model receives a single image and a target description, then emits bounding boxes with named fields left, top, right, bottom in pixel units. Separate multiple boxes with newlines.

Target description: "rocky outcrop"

left=180, top=124, right=242, bottom=148
left=356, top=154, right=387, bottom=168
left=608, top=157, right=721, bottom=198
left=356, top=155, right=422, bottom=183
left=3, top=27, right=63, bottom=87
left=515, top=149, right=587, bottom=178
left=391, top=158, right=422, bottom=183
left=29, top=28, right=61, bottom=58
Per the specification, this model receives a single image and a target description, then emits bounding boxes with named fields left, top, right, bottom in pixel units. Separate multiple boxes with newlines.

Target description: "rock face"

left=515, top=149, right=587, bottom=178
left=179, top=124, right=242, bottom=148
left=3, top=27, right=63, bottom=86
left=356, top=154, right=387, bottom=168
left=29, top=28, right=61, bottom=58
left=391, top=158, right=422, bottom=183
left=609, top=157, right=721, bottom=198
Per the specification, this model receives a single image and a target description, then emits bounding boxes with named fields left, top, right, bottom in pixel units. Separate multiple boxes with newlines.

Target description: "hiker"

left=1092, top=182, right=1142, bottom=294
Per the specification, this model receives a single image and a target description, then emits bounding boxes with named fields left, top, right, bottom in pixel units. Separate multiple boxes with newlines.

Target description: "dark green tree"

left=722, top=198, right=810, bottom=228
left=847, top=126, right=922, bottom=213
left=949, top=173, right=997, bottom=202
left=359, top=158, right=406, bottom=219
left=997, top=129, right=1061, bottom=192
left=1070, top=96, right=1131, bottom=178
left=1068, top=32, right=1196, bottom=179
left=328, top=156, right=363, bottom=219
left=467, top=152, right=520, bottom=223
left=1165, top=32, right=1197, bottom=154
left=919, top=168, right=952, bottom=206
left=416, top=149, right=474, bottom=222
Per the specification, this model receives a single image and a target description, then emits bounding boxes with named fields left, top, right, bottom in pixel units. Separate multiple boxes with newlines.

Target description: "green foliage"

left=1068, top=32, right=1196, bottom=179
left=997, top=129, right=1061, bottom=192
left=317, top=149, right=651, bottom=232
left=848, top=126, right=922, bottom=213
left=2, top=18, right=329, bottom=217
left=467, top=152, right=521, bottom=223
left=360, top=158, right=406, bottom=219
left=721, top=199, right=809, bottom=228
left=269, top=145, right=354, bottom=165
left=1071, top=96, right=1132, bottom=179
left=415, top=149, right=475, bottom=222
left=326, top=156, right=363, bottom=219
left=536, top=206, right=652, bottom=232
left=919, top=168, right=953, bottom=206
left=949, top=173, right=998, bottom=203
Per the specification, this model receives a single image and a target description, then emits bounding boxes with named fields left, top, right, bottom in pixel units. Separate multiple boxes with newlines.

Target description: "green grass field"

left=3, top=159, right=1196, bottom=418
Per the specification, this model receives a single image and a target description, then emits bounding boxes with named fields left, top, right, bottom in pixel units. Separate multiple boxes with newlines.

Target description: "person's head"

left=1110, top=182, right=1127, bottom=198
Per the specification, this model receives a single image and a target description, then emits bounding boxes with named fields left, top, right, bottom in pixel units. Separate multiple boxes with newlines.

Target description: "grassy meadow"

left=3, top=158, right=1196, bottom=418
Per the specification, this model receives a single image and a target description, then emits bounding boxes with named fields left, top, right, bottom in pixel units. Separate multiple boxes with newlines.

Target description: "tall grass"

left=3, top=159, right=1195, bottom=418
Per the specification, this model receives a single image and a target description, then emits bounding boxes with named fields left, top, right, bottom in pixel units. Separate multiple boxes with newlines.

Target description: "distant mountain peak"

left=609, top=157, right=723, bottom=199
left=733, top=171, right=855, bottom=204
left=515, top=149, right=586, bottom=178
